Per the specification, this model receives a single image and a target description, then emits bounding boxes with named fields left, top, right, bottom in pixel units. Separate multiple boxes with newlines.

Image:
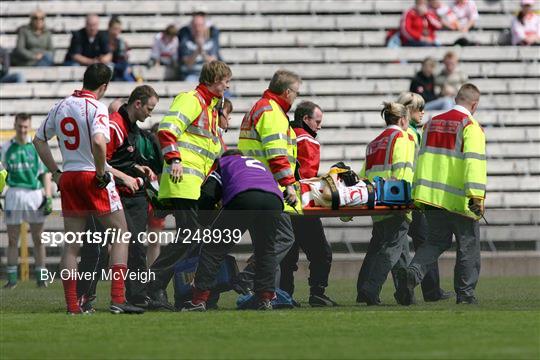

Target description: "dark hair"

left=108, top=16, right=121, bottom=28
left=127, top=85, right=159, bottom=106
left=83, top=63, right=112, bottom=91
left=221, top=149, right=243, bottom=157
left=15, top=113, right=31, bottom=122
left=293, top=100, right=321, bottom=123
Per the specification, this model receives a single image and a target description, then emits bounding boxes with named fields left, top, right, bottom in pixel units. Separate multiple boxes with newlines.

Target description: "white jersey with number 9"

left=35, top=90, right=110, bottom=172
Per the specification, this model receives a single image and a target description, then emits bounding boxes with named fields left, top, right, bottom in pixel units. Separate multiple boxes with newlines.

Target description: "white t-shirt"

left=452, top=0, right=479, bottom=28
left=150, top=32, right=179, bottom=65
left=511, top=13, right=540, bottom=45
left=35, top=90, right=110, bottom=172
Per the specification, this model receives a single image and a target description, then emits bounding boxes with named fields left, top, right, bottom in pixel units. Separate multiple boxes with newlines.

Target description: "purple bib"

left=218, top=156, right=283, bottom=206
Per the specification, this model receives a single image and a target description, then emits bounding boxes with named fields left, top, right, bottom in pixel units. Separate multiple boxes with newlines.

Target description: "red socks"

left=192, top=287, right=211, bottom=305
left=62, top=277, right=79, bottom=313
left=111, top=264, right=127, bottom=304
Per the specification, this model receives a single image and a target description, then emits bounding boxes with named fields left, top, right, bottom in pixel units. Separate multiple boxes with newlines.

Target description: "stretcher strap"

left=364, top=179, right=376, bottom=210
left=321, top=174, right=339, bottom=210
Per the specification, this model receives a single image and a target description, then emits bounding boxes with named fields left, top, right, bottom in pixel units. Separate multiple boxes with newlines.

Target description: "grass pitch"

left=1, top=277, right=539, bottom=359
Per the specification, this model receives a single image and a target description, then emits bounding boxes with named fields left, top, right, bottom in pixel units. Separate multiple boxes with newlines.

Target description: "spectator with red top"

left=511, top=0, right=540, bottom=45
left=400, top=0, right=442, bottom=47
left=280, top=101, right=338, bottom=307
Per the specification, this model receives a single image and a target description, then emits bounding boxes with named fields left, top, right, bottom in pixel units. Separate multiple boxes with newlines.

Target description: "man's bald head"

left=85, top=14, right=100, bottom=37
left=455, top=83, right=481, bottom=114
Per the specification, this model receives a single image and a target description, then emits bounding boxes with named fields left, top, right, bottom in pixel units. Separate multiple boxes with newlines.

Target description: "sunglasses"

left=31, top=16, right=45, bottom=20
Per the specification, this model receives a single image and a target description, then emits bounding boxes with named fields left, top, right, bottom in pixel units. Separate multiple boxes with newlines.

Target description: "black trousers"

left=76, top=195, right=149, bottom=302
left=122, top=195, right=149, bottom=302
left=279, top=216, right=332, bottom=296
left=77, top=217, right=108, bottom=299
left=195, top=191, right=282, bottom=293
left=148, top=198, right=200, bottom=292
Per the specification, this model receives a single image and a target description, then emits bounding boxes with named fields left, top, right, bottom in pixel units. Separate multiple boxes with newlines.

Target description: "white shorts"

left=4, top=187, right=45, bottom=225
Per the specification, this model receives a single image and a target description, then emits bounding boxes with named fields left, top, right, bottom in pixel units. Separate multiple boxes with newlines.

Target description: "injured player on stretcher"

left=299, top=163, right=411, bottom=209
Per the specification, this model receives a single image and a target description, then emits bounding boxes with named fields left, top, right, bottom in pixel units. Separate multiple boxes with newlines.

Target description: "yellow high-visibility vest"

left=158, top=90, right=221, bottom=200
left=0, top=161, right=7, bottom=193
left=238, top=97, right=301, bottom=214
left=359, top=125, right=416, bottom=222
left=412, top=107, right=487, bottom=219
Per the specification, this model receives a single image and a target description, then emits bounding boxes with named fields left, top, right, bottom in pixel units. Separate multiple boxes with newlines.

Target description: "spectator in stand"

left=178, top=11, right=221, bottom=81
left=428, top=0, right=460, bottom=30
left=410, top=57, right=438, bottom=104
left=400, top=0, right=442, bottom=47
left=511, top=0, right=540, bottom=45
left=108, top=17, right=135, bottom=82
left=148, top=24, right=179, bottom=80
left=11, top=10, right=53, bottom=67
left=435, top=51, right=468, bottom=99
left=0, top=47, right=24, bottom=83
left=452, top=0, right=479, bottom=33
left=64, top=14, right=112, bottom=66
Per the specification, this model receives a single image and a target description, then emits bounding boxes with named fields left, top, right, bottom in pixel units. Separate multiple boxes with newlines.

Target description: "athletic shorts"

left=147, top=203, right=165, bottom=230
left=4, top=187, right=45, bottom=225
left=59, top=171, right=122, bottom=217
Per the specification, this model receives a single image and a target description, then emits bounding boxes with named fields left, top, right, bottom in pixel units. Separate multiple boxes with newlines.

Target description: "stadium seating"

left=0, top=0, right=539, bottom=262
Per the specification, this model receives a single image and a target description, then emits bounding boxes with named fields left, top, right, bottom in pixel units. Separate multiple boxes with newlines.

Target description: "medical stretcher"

left=296, top=176, right=414, bottom=217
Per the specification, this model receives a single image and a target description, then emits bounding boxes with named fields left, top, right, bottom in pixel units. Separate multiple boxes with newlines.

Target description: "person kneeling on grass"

left=182, top=149, right=287, bottom=311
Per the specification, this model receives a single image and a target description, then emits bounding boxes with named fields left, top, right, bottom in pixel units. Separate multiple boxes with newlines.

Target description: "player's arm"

left=33, top=137, right=61, bottom=179
left=40, top=172, right=52, bottom=197
left=91, top=133, right=107, bottom=176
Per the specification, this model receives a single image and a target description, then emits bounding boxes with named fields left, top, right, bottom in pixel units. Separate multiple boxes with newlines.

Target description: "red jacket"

left=294, top=127, right=320, bottom=179
left=400, top=7, right=442, bottom=43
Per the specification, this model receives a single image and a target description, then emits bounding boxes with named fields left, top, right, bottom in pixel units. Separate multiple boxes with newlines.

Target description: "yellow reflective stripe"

left=262, top=133, right=289, bottom=144
left=392, top=162, right=414, bottom=170
left=165, top=111, right=191, bottom=128
left=274, top=168, right=293, bottom=180
left=239, top=129, right=260, bottom=140
left=165, top=166, right=205, bottom=180
left=161, top=144, right=178, bottom=156
left=251, top=105, right=273, bottom=121
left=464, top=152, right=486, bottom=160
left=421, top=147, right=486, bottom=160
left=183, top=167, right=206, bottom=180
left=177, top=141, right=217, bottom=161
left=185, top=125, right=218, bottom=142
left=266, top=148, right=288, bottom=157
left=243, top=149, right=266, bottom=158
left=288, top=155, right=296, bottom=164
left=414, top=179, right=465, bottom=196
left=384, top=131, right=401, bottom=165
left=159, top=122, right=183, bottom=136
left=464, top=182, right=486, bottom=191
